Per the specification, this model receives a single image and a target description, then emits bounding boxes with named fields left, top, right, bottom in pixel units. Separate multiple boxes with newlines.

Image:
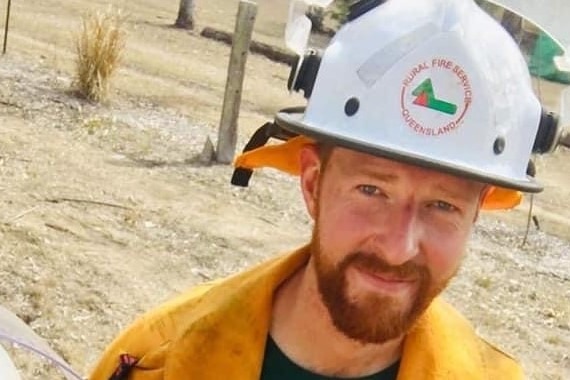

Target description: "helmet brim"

left=276, top=110, right=543, bottom=193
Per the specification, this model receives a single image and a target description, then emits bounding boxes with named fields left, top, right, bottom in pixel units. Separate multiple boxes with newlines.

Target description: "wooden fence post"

left=216, top=0, right=257, bottom=164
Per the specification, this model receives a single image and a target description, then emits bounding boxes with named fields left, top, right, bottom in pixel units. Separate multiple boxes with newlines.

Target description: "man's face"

left=299, top=146, right=485, bottom=345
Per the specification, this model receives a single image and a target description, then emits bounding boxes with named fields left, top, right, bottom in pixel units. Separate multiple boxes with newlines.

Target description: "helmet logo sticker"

left=400, top=58, right=472, bottom=136
left=412, top=79, right=457, bottom=115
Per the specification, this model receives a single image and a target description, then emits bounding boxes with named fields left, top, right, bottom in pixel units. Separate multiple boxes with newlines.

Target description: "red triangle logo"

left=413, top=91, right=429, bottom=106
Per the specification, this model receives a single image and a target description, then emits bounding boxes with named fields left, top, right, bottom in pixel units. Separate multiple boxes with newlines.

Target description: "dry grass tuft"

left=74, top=8, right=126, bottom=102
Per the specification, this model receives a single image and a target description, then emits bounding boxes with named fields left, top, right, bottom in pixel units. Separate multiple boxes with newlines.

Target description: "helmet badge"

left=400, top=58, right=473, bottom=136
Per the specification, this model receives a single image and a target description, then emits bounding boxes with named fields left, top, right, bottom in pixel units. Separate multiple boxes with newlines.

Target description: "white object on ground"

left=0, top=305, right=83, bottom=380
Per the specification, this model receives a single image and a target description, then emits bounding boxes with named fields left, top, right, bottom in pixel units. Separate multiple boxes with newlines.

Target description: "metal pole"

left=3, top=0, right=12, bottom=55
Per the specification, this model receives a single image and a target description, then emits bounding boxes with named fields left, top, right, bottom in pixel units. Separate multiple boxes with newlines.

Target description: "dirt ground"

left=0, top=0, right=568, bottom=379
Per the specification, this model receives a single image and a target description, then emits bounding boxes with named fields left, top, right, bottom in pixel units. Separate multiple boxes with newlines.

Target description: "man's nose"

left=371, top=205, right=422, bottom=266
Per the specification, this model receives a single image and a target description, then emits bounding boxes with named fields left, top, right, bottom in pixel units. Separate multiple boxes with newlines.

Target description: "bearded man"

left=89, top=0, right=564, bottom=378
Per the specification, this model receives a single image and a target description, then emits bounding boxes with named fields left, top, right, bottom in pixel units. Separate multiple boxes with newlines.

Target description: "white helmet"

left=276, top=0, right=548, bottom=192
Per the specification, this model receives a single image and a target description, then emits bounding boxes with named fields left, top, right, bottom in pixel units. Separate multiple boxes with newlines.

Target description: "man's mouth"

left=352, top=266, right=417, bottom=294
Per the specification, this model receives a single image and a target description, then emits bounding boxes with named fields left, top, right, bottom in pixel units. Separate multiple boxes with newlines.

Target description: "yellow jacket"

left=90, top=246, right=524, bottom=380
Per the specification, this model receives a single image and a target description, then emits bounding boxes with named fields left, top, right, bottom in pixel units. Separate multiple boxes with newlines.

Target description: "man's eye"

left=432, top=200, right=458, bottom=212
left=357, top=185, right=381, bottom=196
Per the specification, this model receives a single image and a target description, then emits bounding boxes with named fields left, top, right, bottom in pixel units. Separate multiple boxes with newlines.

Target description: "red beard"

left=311, top=226, right=452, bottom=344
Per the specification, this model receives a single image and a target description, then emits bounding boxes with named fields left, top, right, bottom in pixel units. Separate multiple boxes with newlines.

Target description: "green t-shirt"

left=260, top=336, right=400, bottom=380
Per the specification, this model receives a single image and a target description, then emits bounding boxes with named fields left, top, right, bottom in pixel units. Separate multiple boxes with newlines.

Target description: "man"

left=90, top=0, right=562, bottom=378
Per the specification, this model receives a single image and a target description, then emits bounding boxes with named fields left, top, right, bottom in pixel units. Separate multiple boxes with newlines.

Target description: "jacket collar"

left=165, top=245, right=311, bottom=379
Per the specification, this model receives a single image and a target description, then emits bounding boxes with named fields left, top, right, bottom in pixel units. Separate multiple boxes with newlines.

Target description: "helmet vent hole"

left=493, top=137, right=506, bottom=155
left=344, top=97, right=360, bottom=116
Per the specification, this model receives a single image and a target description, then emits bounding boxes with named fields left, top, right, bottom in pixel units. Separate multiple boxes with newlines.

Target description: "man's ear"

left=299, top=144, right=322, bottom=220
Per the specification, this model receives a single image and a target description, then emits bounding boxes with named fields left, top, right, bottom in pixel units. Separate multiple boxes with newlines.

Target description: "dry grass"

left=74, top=7, right=126, bottom=102
left=6, top=0, right=303, bottom=130
left=474, top=276, right=493, bottom=289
